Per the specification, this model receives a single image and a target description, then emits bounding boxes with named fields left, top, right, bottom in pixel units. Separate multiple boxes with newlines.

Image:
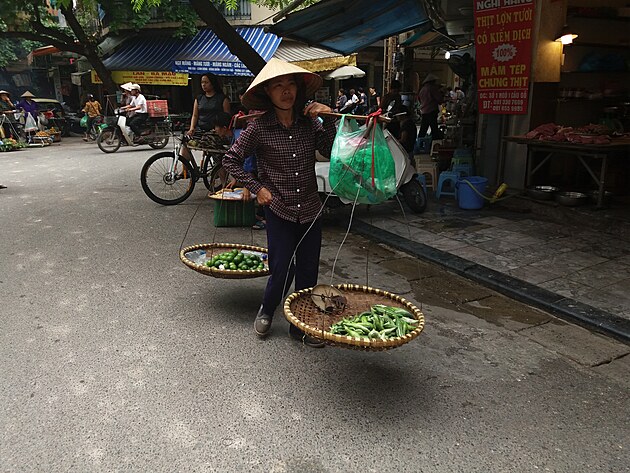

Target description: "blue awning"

left=103, top=35, right=188, bottom=71
left=103, top=27, right=281, bottom=76
left=269, top=0, right=431, bottom=55
left=173, top=27, right=281, bottom=76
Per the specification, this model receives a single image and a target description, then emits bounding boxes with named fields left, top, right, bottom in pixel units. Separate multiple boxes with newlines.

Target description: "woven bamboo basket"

left=180, top=243, right=269, bottom=279
left=284, top=284, right=425, bottom=351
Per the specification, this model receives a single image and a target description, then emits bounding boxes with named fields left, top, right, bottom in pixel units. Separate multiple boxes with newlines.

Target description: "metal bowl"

left=555, top=191, right=588, bottom=206
left=526, top=185, right=559, bottom=201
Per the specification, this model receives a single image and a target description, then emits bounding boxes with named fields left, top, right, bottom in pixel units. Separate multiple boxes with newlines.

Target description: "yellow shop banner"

left=91, top=70, right=189, bottom=86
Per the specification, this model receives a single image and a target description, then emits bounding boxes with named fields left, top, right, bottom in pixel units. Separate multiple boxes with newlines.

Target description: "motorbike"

left=315, top=117, right=427, bottom=214
left=96, top=110, right=170, bottom=153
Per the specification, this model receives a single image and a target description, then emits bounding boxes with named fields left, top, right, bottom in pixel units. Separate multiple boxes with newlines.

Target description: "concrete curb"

left=352, top=220, right=630, bottom=345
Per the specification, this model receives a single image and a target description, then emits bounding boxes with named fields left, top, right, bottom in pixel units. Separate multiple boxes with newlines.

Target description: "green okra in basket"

left=329, top=304, right=420, bottom=340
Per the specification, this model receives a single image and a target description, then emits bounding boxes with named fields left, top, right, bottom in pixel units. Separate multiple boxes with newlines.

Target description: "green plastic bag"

left=329, top=116, right=397, bottom=204
left=80, top=115, right=88, bottom=128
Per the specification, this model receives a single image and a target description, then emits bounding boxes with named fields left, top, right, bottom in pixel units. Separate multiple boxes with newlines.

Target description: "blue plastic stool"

left=436, top=171, right=460, bottom=199
left=452, top=163, right=474, bottom=177
left=415, top=174, right=427, bottom=194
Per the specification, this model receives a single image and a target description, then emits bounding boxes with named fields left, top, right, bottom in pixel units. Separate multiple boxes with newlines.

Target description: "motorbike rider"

left=120, top=83, right=147, bottom=141
left=82, top=94, right=102, bottom=141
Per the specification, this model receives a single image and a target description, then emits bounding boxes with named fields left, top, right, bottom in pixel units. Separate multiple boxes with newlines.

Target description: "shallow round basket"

left=526, top=185, right=559, bottom=201
left=284, top=284, right=425, bottom=351
left=556, top=191, right=588, bottom=207
left=180, top=243, right=269, bottom=279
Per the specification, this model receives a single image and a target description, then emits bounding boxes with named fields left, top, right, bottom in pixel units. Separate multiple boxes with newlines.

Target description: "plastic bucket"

left=456, top=176, right=488, bottom=210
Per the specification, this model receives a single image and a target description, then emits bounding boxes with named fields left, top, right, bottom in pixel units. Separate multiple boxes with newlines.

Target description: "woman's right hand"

left=186, top=127, right=195, bottom=137
left=257, top=187, right=272, bottom=206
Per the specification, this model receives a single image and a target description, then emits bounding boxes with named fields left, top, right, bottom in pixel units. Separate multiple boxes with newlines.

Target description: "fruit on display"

left=204, top=249, right=266, bottom=271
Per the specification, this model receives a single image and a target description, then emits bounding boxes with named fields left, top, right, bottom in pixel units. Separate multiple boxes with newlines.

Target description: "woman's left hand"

left=304, top=101, right=332, bottom=118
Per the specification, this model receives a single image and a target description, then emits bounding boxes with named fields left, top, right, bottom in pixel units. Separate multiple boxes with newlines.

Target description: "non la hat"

left=120, top=82, right=133, bottom=91
left=0, top=90, right=10, bottom=95
left=129, top=83, right=141, bottom=91
left=422, top=73, right=439, bottom=84
left=21, top=90, right=35, bottom=98
left=241, top=58, right=322, bottom=110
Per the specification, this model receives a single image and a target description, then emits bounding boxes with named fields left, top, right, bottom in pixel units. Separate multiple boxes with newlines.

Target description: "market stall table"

left=504, top=135, right=630, bottom=208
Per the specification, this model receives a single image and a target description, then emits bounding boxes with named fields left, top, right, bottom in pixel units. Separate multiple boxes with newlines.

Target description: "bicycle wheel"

left=208, top=164, right=231, bottom=193
left=148, top=134, right=169, bottom=149
left=97, top=128, right=121, bottom=153
left=201, top=153, right=222, bottom=191
left=140, top=152, right=195, bottom=205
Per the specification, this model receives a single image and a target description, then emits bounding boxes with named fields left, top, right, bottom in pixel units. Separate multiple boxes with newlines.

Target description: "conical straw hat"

left=241, top=58, right=322, bottom=110
left=21, top=90, right=35, bottom=98
left=120, top=82, right=133, bottom=91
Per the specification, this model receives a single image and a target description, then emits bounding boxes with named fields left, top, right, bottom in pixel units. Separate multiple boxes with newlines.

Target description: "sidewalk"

left=351, top=192, right=630, bottom=343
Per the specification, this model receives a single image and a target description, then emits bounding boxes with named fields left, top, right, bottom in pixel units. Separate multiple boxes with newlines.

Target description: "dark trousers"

left=419, top=110, right=442, bottom=139
left=128, top=113, right=148, bottom=135
left=262, top=208, right=322, bottom=318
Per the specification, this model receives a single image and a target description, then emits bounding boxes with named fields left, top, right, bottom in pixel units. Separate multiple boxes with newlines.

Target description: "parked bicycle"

left=140, top=133, right=228, bottom=205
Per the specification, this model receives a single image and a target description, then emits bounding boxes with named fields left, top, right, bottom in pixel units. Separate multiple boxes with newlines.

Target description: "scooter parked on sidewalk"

left=96, top=110, right=170, bottom=153
left=315, top=114, right=427, bottom=213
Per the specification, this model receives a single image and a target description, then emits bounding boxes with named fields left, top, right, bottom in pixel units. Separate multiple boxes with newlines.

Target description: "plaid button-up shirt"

left=223, top=111, right=337, bottom=223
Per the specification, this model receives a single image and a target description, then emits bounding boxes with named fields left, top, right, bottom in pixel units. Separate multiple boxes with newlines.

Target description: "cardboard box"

left=213, top=199, right=256, bottom=227
left=147, top=100, right=169, bottom=118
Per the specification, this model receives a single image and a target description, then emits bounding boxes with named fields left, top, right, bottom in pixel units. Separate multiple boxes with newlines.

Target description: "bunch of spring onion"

left=329, top=304, right=419, bottom=340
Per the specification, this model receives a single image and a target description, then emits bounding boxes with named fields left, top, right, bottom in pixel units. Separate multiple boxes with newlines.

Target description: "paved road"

left=1, top=138, right=629, bottom=472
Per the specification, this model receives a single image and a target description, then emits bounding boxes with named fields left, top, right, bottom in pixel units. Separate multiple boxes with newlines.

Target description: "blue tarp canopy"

left=269, top=0, right=431, bottom=55
left=103, top=35, right=188, bottom=71
left=173, top=27, right=281, bottom=76
left=103, top=27, right=281, bottom=76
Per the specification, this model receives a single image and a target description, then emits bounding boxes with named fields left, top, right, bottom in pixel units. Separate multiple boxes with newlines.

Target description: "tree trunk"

left=59, top=5, right=117, bottom=93
left=85, top=51, right=117, bottom=94
left=188, top=0, right=266, bottom=75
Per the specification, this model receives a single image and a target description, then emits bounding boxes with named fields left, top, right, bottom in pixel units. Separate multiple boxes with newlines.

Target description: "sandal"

left=252, top=220, right=266, bottom=230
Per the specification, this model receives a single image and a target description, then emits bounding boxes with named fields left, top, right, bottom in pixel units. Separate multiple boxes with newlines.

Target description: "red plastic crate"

left=147, top=100, right=169, bottom=118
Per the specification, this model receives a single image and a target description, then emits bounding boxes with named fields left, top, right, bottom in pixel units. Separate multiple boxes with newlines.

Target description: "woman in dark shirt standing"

left=187, top=73, right=231, bottom=136
left=223, top=59, right=335, bottom=348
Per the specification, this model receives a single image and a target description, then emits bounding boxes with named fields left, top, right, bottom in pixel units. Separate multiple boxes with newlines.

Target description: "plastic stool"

left=416, top=161, right=439, bottom=191
left=452, top=156, right=473, bottom=167
left=436, top=171, right=460, bottom=199
left=429, top=139, right=443, bottom=157
left=452, top=163, right=474, bottom=177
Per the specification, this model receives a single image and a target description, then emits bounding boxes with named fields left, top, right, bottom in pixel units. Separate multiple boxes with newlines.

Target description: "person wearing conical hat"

left=119, top=82, right=134, bottom=107
left=18, top=90, right=38, bottom=122
left=418, top=73, right=444, bottom=139
left=223, top=58, right=336, bottom=348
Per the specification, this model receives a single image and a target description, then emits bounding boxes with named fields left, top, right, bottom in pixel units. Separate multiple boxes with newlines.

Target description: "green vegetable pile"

left=329, top=304, right=419, bottom=340
left=205, top=249, right=265, bottom=271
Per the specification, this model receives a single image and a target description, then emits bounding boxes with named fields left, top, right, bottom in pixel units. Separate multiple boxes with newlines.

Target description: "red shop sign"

left=474, top=0, right=535, bottom=114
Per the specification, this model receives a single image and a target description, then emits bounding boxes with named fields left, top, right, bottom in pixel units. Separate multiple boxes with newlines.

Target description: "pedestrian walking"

left=418, top=73, right=444, bottom=139
left=222, top=58, right=336, bottom=347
